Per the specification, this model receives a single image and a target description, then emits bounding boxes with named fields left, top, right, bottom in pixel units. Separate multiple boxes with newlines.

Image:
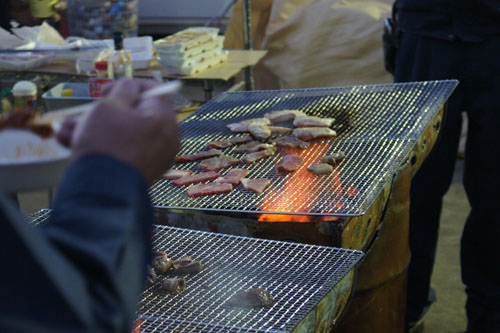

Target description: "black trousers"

left=394, top=31, right=500, bottom=329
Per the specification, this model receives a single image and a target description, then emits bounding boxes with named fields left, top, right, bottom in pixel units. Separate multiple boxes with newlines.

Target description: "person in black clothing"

left=392, top=1, right=500, bottom=332
left=0, top=79, right=180, bottom=331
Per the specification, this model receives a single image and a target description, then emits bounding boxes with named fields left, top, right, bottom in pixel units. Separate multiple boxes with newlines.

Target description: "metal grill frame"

left=150, top=80, right=458, bottom=216
left=29, top=209, right=364, bottom=332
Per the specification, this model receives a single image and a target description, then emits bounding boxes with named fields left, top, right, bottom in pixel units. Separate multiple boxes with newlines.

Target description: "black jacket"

left=395, top=0, right=500, bottom=41
left=0, top=155, right=153, bottom=332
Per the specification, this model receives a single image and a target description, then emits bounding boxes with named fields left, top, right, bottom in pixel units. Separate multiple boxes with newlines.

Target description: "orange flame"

left=258, top=143, right=343, bottom=222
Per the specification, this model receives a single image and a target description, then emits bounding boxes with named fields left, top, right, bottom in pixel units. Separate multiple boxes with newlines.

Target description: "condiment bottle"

left=95, top=60, right=109, bottom=78
left=1, top=88, right=13, bottom=115
left=12, top=81, right=37, bottom=112
left=89, top=61, right=113, bottom=98
left=111, top=31, right=133, bottom=79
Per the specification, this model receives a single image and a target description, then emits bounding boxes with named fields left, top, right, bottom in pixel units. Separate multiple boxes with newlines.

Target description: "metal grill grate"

left=29, top=209, right=364, bottom=332
left=150, top=80, right=457, bottom=216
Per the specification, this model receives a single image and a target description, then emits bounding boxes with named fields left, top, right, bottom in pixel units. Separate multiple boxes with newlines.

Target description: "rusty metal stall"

left=150, top=80, right=458, bottom=332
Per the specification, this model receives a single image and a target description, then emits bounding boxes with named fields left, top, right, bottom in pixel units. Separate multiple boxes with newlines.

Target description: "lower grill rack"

left=29, top=209, right=364, bottom=332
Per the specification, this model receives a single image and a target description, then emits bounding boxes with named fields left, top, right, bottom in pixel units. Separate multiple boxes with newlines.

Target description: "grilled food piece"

left=227, top=123, right=250, bottom=133
left=163, top=278, right=186, bottom=294
left=229, top=135, right=253, bottom=145
left=206, top=140, right=234, bottom=149
left=269, top=126, right=293, bottom=133
left=242, top=147, right=277, bottom=164
left=162, top=169, right=193, bottom=179
left=321, top=151, right=346, bottom=165
left=0, top=110, right=54, bottom=138
left=264, top=110, right=306, bottom=123
left=198, top=155, right=241, bottom=171
left=272, top=136, right=310, bottom=149
left=172, top=171, right=221, bottom=186
left=277, top=154, right=303, bottom=173
left=227, top=118, right=271, bottom=132
left=175, top=149, right=222, bottom=162
left=227, top=288, right=275, bottom=307
left=187, top=182, right=233, bottom=197
left=241, top=178, right=271, bottom=194
left=307, top=163, right=334, bottom=175
left=146, top=266, right=157, bottom=287
left=215, top=168, right=249, bottom=185
left=234, top=141, right=275, bottom=153
left=152, top=251, right=174, bottom=274
left=241, top=118, right=271, bottom=125
left=293, top=115, right=335, bottom=128
left=248, top=124, right=272, bottom=140
left=173, top=256, right=204, bottom=274
left=292, top=127, right=337, bottom=141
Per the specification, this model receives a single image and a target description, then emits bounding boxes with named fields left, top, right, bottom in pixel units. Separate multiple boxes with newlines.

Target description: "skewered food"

left=187, top=182, right=233, bottom=197
left=175, top=149, right=222, bottom=162
left=234, top=141, right=275, bottom=153
left=173, top=256, right=204, bottom=274
left=293, top=115, right=335, bottom=128
left=172, top=171, right=222, bottom=186
left=248, top=124, right=271, bottom=140
left=152, top=251, right=174, bottom=274
left=272, top=135, right=310, bottom=149
left=307, top=163, right=334, bottom=175
left=0, top=109, right=54, bottom=138
left=163, top=278, right=186, bottom=294
left=241, top=178, right=271, bottom=194
left=227, top=288, right=275, bottom=307
left=321, top=151, right=346, bottom=165
left=242, top=147, right=277, bottom=164
left=277, top=154, right=303, bottom=173
left=198, top=155, right=241, bottom=171
left=215, top=168, right=249, bottom=185
left=292, top=127, right=337, bottom=141
left=264, top=110, right=305, bottom=123
left=162, top=169, right=193, bottom=179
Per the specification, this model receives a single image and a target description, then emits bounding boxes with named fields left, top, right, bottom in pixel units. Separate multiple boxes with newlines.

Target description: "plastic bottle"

left=1, top=88, right=13, bottom=115
left=12, top=81, right=37, bottom=112
left=111, top=31, right=133, bottom=79
left=89, top=61, right=113, bottom=98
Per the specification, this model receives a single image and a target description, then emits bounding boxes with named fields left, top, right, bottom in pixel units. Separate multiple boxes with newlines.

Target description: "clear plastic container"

left=67, top=0, right=139, bottom=39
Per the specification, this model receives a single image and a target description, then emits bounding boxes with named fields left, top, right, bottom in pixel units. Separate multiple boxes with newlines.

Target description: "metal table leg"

left=242, top=0, right=254, bottom=90
left=203, top=79, right=214, bottom=101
